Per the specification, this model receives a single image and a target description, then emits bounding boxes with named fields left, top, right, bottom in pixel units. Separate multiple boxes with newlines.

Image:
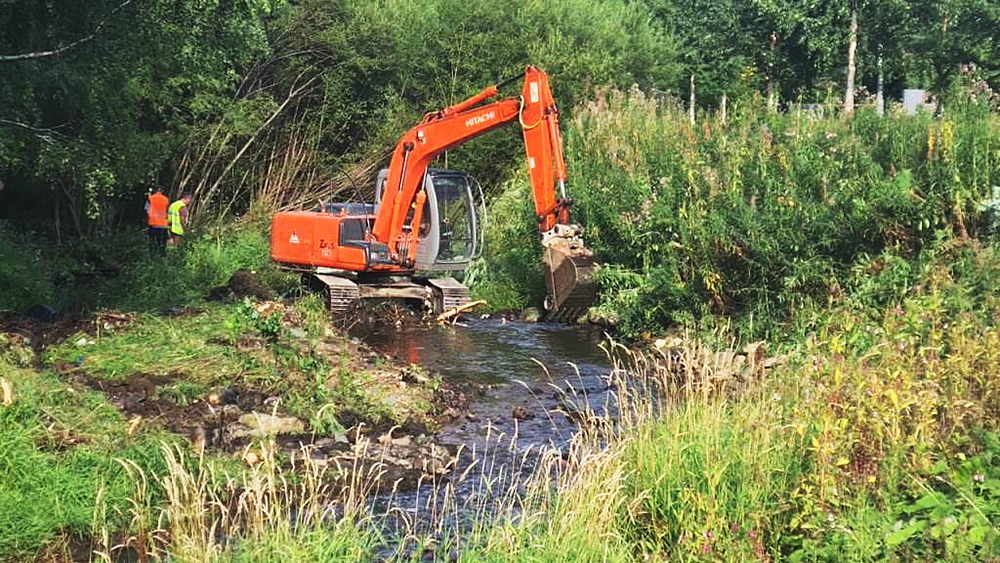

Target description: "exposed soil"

left=0, top=311, right=96, bottom=360
left=56, top=356, right=478, bottom=491
left=207, top=269, right=273, bottom=301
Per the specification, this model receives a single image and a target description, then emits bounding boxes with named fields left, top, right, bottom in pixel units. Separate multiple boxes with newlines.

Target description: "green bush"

left=553, top=86, right=1000, bottom=339
left=123, top=223, right=275, bottom=310
left=467, top=175, right=546, bottom=312
left=0, top=217, right=289, bottom=316
left=0, top=222, right=54, bottom=313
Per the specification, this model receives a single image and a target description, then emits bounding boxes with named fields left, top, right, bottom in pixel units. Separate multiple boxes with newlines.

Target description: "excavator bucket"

left=542, top=224, right=596, bottom=322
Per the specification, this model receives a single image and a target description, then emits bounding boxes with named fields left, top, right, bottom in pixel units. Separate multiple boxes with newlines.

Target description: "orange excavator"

left=270, top=65, right=595, bottom=320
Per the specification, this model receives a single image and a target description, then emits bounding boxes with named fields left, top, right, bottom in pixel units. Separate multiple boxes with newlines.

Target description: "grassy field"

left=0, top=217, right=448, bottom=561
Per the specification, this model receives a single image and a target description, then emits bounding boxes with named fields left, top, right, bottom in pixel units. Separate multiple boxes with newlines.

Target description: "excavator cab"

left=376, top=168, right=482, bottom=272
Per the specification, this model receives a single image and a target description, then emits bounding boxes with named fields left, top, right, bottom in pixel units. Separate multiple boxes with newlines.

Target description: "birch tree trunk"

left=766, top=31, right=777, bottom=113
left=844, top=1, right=858, bottom=114
left=876, top=47, right=884, bottom=116
left=689, top=74, right=695, bottom=125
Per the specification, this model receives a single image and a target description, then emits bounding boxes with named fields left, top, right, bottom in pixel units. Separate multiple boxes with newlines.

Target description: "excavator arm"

left=374, top=66, right=569, bottom=255
left=372, top=66, right=595, bottom=318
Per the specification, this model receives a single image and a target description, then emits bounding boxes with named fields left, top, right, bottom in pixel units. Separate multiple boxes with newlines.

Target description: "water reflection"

left=357, top=318, right=611, bottom=450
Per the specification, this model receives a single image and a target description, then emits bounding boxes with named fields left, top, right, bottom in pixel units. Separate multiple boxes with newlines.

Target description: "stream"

left=353, top=317, right=614, bottom=549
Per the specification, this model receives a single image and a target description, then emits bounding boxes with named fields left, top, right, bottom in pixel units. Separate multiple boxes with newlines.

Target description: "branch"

left=0, top=0, right=139, bottom=62
left=0, top=118, right=69, bottom=143
left=193, top=73, right=319, bottom=217
left=437, top=300, right=487, bottom=323
left=235, top=50, right=322, bottom=99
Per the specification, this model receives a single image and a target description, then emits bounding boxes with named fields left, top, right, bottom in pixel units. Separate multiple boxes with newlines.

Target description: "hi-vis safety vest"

left=147, top=192, right=169, bottom=227
left=168, top=200, right=187, bottom=235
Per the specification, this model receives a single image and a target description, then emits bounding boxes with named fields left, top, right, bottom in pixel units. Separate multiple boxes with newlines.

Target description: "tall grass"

left=0, top=334, right=171, bottom=561
left=461, top=244, right=1000, bottom=561
left=116, top=220, right=293, bottom=312
left=479, top=79, right=1000, bottom=337
left=91, top=440, right=380, bottom=562
left=0, top=212, right=296, bottom=316
left=466, top=176, right=546, bottom=311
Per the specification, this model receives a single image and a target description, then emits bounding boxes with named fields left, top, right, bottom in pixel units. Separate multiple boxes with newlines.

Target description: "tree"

left=276, top=0, right=678, bottom=194
left=845, top=0, right=859, bottom=113
left=902, top=0, right=1000, bottom=93
left=0, top=0, right=277, bottom=234
left=0, top=0, right=138, bottom=62
left=645, top=0, right=748, bottom=109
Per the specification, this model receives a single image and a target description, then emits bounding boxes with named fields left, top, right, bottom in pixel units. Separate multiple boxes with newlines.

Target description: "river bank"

left=0, top=269, right=498, bottom=560
left=3, top=229, right=1000, bottom=562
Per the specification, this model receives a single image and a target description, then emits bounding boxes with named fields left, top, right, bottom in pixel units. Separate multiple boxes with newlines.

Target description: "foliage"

left=643, top=0, right=1000, bottom=108
left=0, top=216, right=286, bottom=315
left=0, top=221, right=56, bottom=313
left=228, top=296, right=387, bottom=427
left=882, top=443, right=1000, bottom=560
left=3, top=0, right=1000, bottom=240
left=536, top=84, right=1000, bottom=339
left=466, top=175, right=545, bottom=312
left=0, top=0, right=276, bottom=234
left=234, top=297, right=283, bottom=343
left=255, top=0, right=678, bottom=199
left=458, top=241, right=1000, bottom=562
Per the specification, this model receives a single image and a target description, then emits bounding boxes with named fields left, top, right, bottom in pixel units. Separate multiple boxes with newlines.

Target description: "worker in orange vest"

left=145, top=188, right=169, bottom=254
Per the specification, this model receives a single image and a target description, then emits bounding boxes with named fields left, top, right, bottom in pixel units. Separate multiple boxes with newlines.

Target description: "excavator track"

left=314, top=273, right=471, bottom=317
left=315, top=274, right=360, bottom=314
left=427, top=277, right=472, bottom=314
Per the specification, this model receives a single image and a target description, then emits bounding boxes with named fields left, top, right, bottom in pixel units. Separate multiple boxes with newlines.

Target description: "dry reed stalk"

left=192, top=75, right=318, bottom=219
left=156, top=443, right=223, bottom=562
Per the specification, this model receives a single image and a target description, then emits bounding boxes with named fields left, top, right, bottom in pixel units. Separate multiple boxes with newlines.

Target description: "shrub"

left=0, top=222, right=54, bottom=313
left=554, top=86, right=1000, bottom=339
left=467, top=175, right=546, bottom=312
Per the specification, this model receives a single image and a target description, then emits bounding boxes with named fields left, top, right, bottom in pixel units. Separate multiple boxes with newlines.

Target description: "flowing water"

left=353, top=317, right=613, bottom=547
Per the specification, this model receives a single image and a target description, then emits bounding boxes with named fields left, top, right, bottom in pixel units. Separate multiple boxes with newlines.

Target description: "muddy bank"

left=48, top=360, right=483, bottom=492
left=10, top=292, right=491, bottom=494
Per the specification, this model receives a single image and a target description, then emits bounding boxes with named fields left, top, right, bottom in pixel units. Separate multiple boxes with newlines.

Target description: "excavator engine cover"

left=542, top=224, right=596, bottom=321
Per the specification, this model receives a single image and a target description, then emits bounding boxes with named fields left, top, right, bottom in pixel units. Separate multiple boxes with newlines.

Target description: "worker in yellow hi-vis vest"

left=168, top=195, right=191, bottom=246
